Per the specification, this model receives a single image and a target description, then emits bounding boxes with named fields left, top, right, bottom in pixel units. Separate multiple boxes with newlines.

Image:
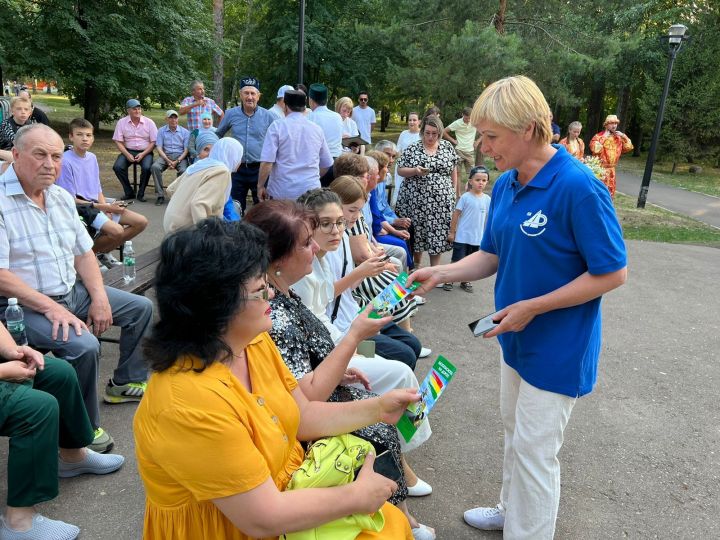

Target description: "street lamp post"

left=297, top=0, right=306, bottom=86
left=637, top=24, right=690, bottom=208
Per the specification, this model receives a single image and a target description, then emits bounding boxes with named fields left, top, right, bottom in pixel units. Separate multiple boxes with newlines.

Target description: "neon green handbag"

left=283, top=434, right=385, bottom=540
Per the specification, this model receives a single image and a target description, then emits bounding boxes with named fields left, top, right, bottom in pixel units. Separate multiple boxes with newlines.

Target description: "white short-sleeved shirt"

left=454, top=192, right=491, bottom=246
left=0, top=166, right=93, bottom=296
left=351, top=106, right=376, bottom=143
left=308, top=106, right=344, bottom=158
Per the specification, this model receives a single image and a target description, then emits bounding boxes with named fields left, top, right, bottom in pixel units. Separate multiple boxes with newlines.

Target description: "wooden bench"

left=100, top=246, right=160, bottom=344
left=102, top=246, right=160, bottom=296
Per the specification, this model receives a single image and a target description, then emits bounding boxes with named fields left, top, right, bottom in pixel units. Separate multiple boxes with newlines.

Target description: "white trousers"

left=348, top=354, right=431, bottom=453
left=499, top=360, right=576, bottom=540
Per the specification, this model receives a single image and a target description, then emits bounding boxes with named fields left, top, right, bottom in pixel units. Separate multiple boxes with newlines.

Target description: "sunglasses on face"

left=359, top=98, right=368, bottom=102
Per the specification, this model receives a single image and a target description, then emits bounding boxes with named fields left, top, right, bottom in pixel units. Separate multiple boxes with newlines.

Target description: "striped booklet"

left=397, top=355, right=457, bottom=442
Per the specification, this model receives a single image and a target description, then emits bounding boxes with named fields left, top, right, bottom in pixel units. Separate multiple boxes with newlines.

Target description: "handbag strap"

left=330, top=238, right=347, bottom=324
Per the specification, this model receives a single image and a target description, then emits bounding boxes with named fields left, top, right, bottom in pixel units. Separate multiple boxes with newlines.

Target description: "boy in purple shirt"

left=57, top=118, right=148, bottom=268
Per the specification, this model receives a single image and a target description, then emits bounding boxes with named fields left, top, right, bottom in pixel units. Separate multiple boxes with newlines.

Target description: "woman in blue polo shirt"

left=409, top=75, right=627, bottom=539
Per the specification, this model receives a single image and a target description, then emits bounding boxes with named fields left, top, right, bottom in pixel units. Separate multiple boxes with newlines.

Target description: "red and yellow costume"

left=559, top=137, right=585, bottom=160
left=589, top=115, right=633, bottom=198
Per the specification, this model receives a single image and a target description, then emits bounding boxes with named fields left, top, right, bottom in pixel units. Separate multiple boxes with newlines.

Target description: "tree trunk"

left=616, top=85, right=631, bottom=131
left=671, top=161, right=677, bottom=174
left=229, top=0, right=255, bottom=106
left=495, top=0, right=507, bottom=34
left=584, top=79, right=605, bottom=148
left=83, top=80, right=101, bottom=131
left=213, top=0, right=224, bottom=108
left=380, top=107, right=390, bottom=132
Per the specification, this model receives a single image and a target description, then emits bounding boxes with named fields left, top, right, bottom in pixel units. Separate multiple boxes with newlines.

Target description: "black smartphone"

left=372, top=450, right=402, bottom=482
left=379, top=254, right=391, bottom=262
left=468, top=312, right=500, bottom=337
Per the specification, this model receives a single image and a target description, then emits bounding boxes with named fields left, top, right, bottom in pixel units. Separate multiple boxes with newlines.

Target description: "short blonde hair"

left=335, top=96, right=354, bottom=114
left=471, top=75, right=552, bottom=145
left=10, top=97, right=32, bottom=110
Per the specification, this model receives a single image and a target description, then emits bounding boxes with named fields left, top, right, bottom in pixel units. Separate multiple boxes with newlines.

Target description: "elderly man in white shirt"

left=258, top=90, right=333, bottom=201
left=0, top=124, right=153, bottom=454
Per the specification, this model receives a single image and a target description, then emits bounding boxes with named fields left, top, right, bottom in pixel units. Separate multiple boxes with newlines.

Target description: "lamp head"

left=668, top=24, right=688, bottom=44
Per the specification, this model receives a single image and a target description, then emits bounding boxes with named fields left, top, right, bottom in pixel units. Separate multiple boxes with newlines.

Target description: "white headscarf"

left=184, top=137, right=244, bottom=176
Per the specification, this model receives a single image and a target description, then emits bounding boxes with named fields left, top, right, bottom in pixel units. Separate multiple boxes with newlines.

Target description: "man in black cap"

left=307, top=83, right=343, bottom=186
left=216, top=76, right=276, bottom=214
left=258, top=89, right=332, bottom=201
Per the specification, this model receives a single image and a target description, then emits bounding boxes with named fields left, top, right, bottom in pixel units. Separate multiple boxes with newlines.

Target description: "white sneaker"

left=98, top=253, right=122, bottom=268
left=419, top=347, right=432, bottom=359
left=414, top=295, right=426, bottom=305
left=463, top=505, right=505, bottom=530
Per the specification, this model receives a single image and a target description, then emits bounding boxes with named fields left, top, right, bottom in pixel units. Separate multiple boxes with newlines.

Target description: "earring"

left=274, top=268, right=282, bottom=277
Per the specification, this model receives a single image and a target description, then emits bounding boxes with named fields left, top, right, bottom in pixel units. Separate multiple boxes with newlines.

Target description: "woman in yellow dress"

left=133, top=218, right=418, bottom=540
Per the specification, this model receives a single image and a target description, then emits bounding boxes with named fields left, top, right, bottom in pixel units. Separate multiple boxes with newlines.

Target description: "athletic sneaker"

left=463, top=505, right=505, bottom=530
left=89, top=427, right=114, bottom=453
left=58, top=449, right=125, bottom=478
left=419, top=347, right=432, bottom=359
left=97, top=252, right=122, bottom=268
left=0, top=514, right=79, bottom=540
left=104, top=379, right=147, bottom=403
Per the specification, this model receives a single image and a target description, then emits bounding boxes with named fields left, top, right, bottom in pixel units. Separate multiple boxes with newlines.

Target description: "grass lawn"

left=617, top=155, right=720, bottom=198
left=21, top=96, right=720, bottom=248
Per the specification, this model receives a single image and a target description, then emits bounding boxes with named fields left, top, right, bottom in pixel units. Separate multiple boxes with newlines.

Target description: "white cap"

left=277, top=85, right=295, bottom=99
left=8, top=297, right=17, bottom=305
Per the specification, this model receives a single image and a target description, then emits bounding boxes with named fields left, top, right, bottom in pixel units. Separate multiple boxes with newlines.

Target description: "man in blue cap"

left=216, top=76, right=276, bottom=214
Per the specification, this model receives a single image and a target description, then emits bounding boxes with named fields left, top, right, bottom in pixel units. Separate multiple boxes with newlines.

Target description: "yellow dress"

left=133, top=332, right=411, bottom=540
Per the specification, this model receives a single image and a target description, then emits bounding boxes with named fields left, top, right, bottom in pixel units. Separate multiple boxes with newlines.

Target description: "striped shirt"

left=180, top=96, right=224, bottom=131
left=0, top=165, right=93, bottom=296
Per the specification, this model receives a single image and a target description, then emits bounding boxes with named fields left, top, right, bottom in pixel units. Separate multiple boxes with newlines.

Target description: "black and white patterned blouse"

left=268, top=288, right=408, bottom=503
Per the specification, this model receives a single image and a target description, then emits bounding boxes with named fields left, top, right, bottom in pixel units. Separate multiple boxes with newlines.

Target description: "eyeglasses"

left=423, top=131, right=439, bottom=138
left=247, top=276, right=270, bottom=301
left=318, top=219, right=347, bottom=233
left=359, top=98, right=368, bottom=102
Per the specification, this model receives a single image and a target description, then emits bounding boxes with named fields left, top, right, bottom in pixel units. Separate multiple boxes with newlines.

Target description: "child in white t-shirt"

left=444, top=166, right=491, bottom=292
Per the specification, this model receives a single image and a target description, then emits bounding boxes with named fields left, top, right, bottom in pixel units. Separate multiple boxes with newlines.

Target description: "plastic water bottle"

left=5, top=297, right=28, bottom=346
left=123, top=241, right=136, bottom=283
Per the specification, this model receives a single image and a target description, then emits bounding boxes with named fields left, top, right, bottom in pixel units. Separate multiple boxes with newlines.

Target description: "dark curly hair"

left=144, top=218, right=269, bottom=372
left=244, top=200, right=318, bottom=264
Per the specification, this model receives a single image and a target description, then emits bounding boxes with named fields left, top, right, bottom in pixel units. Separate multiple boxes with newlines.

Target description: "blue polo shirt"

left=480, top=145, right=626, bottom=397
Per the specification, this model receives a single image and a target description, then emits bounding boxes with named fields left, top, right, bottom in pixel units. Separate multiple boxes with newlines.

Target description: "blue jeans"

left=370, top=321, right=421, bottom=370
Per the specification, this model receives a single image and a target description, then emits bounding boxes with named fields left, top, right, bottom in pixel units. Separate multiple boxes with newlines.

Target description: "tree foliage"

left=1, top=0, right=717, bottom=163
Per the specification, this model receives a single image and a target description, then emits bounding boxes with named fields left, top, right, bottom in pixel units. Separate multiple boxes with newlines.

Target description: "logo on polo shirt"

left=520, top=210, right=548, bottom=237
